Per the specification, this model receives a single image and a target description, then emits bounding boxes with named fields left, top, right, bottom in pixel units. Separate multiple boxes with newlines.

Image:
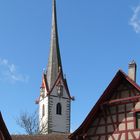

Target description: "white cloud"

left=130, top=5, right=140, bottom=33
left=0, top=58, right=29, bottom=83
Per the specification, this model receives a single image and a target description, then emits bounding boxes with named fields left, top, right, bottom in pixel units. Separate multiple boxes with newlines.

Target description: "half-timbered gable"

left=70, top=62, right=140, bottom=140
left=86, top=77, right=140, bottom=140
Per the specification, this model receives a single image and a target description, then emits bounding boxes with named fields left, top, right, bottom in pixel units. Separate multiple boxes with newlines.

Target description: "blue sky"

left=0, top=0, right=140, bottom=134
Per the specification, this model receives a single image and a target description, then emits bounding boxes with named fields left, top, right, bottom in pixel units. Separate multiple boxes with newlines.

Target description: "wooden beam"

left=103, top=95, right=140, bottom=105
left=107, top=107, right=116, bottom=131
left=130, top=131, right=137, bottom=139
left=118, top=133, right=122, bottom=140
left=100, top=105, right=108, bottom=140
left=93, top=115, right=102, bottom=136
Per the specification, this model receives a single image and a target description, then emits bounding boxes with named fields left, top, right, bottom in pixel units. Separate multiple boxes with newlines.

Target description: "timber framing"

left=69, top=70, right=140, bottom=140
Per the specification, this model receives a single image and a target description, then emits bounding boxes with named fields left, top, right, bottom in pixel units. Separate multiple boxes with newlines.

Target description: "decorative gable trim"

left=47, top=71, right=73, bottom=100
left=37, top=70, right=73, bottom=103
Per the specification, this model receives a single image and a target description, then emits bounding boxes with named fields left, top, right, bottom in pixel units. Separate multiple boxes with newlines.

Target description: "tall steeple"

left=47, top=0, right=62, bottom=89
left=38, top=0, right=73, bottom=134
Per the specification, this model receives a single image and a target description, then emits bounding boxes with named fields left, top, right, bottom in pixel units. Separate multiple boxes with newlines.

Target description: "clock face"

left=57, top=85, right=63, bottom=97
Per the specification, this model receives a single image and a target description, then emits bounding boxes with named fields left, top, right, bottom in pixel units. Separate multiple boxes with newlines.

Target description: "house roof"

left=0, top=112, right=12, bottom=140
left=69, top=70, right=140, bottom=139
left=12, top=134, right=69, bottom=140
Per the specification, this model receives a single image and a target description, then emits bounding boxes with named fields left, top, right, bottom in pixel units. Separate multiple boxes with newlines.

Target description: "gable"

left=43, top=71, right=72, bottom=100
left=49, top=79, right=70, bottom=98
left=69, top=70, right=140, bottom=139
left=103, top=79, right=140, bottom=112
left=85, top=79, right=140, bottom=139
left=109, top=79, right=140, bottom=100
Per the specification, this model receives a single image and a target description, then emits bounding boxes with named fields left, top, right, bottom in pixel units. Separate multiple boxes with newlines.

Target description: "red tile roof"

left=12, top=134, right=70, bottom=140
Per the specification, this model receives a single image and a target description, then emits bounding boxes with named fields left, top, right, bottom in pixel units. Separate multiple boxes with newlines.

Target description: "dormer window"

left=57, top=85, right=63, bottom=97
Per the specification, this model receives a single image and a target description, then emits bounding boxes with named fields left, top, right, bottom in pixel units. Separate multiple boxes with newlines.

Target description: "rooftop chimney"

left=128, top=60, right=137, bottom=82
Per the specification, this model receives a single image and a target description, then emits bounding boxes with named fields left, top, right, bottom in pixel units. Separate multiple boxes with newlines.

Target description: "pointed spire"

left=47, top=0, right=63, bottom=88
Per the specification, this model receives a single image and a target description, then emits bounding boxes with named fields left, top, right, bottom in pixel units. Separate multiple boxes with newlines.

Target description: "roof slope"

left=69, top=70, right=140, bottom=139
left=12, top=134, right=69, bottom=140
left=0, top=112, right=12, bottom=140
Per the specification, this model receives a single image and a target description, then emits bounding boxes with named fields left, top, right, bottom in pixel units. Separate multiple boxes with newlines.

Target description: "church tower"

left=38, top=0, right=73, bottom=134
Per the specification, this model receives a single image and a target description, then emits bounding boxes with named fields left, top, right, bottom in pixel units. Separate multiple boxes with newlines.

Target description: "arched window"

left=56, top=103, right=62, bottom=115
left=42, top=104, right=45, bottom=117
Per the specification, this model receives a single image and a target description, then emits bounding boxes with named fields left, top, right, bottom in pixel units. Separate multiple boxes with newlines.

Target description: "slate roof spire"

left=47, top=0, right=63, bottom=88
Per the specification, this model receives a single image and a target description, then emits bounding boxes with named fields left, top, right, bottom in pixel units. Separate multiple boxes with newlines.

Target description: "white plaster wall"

left=134, top=131, right=140, bottom=139
left=39, top=96, right=49, bottom=133
left=135, top=101, right=140, bottom=110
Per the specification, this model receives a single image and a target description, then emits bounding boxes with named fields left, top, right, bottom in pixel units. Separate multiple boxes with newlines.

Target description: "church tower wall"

left=47, top=87, right=71, bottom=133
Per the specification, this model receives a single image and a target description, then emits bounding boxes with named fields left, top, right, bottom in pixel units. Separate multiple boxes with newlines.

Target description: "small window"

left=42, top=104, right=45, bottom=117
left=136, top=112, right=140, bottom=129
left=56, top=103, right=62, bottom=115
